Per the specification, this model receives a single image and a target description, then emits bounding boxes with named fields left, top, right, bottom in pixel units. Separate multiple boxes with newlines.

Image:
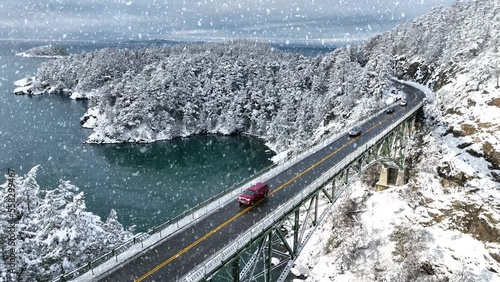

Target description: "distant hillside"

left=16, top=45, right=69, bottom=58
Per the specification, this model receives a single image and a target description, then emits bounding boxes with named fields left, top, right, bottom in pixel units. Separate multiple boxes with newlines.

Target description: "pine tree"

left=0, top=168, right=132, bottom=281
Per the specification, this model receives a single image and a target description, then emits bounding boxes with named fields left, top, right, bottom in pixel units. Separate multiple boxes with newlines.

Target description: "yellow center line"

left=136, top=206, right=253, bottom=281
left=136, top=112, right=395, bottom=281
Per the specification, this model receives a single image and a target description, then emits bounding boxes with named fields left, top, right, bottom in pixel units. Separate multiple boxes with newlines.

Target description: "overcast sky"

left=0, top=0, right=456, bottom=44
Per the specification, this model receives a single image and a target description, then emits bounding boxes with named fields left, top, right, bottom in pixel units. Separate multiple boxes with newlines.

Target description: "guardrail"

left=55, top=84, right=422, bottom=282
left=178, top=98, right=423, bottom=282
left=138, top=100, right=399, bottom=246
left=53, top=232, right=150, bottom=281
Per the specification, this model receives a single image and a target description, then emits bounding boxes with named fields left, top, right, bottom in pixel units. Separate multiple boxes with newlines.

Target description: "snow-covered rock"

left=13, top=77, right=34, bottom=87
left=69, top=91, right=84, bottom=100
left=80, top=106, right=99, bottom=129
left=296, top=179, right=500, bottom=281
left=13, top=77, right=35, bottom=95
left=13, top=84, right=33, bottom=95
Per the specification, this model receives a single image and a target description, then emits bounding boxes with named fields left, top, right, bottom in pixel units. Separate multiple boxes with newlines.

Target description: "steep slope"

left=292, top=0, right=500, bottom=281
left=384, top=0, right=500, bottom=186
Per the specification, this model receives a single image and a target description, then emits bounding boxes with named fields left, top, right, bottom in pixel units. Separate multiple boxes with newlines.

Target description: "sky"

left=0, top=0, right=457, bottom=45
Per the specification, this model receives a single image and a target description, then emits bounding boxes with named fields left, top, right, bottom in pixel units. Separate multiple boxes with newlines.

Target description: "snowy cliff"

left=385, top=0, right=500, bottom=184
left=292, top=0, right=500, bottom=281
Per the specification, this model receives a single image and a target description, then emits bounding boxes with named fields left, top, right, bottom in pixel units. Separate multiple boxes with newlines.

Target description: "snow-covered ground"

left=13, top=77, right=35, bottom=95
left=290, top=71, right=500, bottom=281
left=293, top=176, right=499, bottom=281
left=290, top=9, right=500, bottom=277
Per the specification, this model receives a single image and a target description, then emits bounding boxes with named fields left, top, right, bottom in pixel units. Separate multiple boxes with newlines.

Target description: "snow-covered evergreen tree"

left=29, top=40, right=387, bottom=155
left=17, top=1, right=499, bottom=158
left=0, top=167, right=132, bottom=281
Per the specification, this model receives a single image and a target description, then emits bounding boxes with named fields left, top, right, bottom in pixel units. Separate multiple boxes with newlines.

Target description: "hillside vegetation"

left=293, top=0, right=500, bottom=281
left=32, top=41, right=388, bottom=153
left=10, top=0, right=499, bottom=280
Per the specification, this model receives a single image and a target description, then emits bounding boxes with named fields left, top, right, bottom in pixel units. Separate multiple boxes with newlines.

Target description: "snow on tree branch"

left=0, top=167, right=132, bottom=281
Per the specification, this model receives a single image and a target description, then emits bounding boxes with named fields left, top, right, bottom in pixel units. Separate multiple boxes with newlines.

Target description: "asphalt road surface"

left=97, top=82, right=424, bottom=282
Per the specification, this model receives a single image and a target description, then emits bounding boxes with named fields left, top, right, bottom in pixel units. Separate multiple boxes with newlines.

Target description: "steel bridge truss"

left=187, top=115, right=418, bottom=282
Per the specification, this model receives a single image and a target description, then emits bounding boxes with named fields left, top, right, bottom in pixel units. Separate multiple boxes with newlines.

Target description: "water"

left=0, top=40, right=337, bottom=232
left=0, top=40, right=275, bottom=232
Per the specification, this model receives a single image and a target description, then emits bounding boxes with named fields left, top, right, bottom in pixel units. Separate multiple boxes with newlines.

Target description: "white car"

left=348, top=127, right=361, bottom=137
left=400, top=100, right=407, bottom=106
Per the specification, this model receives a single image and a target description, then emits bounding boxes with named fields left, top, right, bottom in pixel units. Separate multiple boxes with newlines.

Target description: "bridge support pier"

left=395, top=169, right=405, bottom=186
left=375, top=166, right=389, bottom=191
left=375, top=166, right=405, bottom=191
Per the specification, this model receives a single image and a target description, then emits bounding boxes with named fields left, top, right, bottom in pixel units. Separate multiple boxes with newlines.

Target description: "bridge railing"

left=179, top=99, right=423, bottom=282
left=55, top=91, right=420, bottom=282
left=52, top=232, right=150, bottom=281
left=142, top=103, right=393, bottom=241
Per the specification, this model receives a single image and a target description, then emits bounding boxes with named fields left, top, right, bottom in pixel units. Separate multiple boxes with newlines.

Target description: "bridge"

left=57, top=80, right=425, bottom=282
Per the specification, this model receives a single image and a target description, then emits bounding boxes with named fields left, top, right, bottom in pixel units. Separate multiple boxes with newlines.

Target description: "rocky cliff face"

left=386, top=0, right=500, bottom=173
left=292, top=1, right=500, bottom=281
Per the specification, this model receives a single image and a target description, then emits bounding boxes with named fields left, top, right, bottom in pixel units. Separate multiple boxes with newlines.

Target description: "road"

left=97, top=82, right=424, bottom=282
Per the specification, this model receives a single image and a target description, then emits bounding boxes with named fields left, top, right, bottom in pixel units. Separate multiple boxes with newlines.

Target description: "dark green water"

left=0, top=41, right=275, bottom=232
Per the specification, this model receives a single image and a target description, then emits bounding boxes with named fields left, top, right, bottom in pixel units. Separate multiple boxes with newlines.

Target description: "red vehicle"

left=238, top=182, right=270, bottom=206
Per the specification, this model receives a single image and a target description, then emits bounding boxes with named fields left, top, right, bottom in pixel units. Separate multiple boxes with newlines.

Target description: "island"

left=16, top=45, right=69, bottom=58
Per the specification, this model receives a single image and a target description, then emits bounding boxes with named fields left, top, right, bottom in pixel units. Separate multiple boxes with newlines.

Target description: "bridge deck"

left=96, top=84, right=423, bottom=282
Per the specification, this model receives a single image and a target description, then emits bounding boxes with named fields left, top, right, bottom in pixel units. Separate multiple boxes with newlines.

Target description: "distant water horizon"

left=6, top=38, right=342, bottom=58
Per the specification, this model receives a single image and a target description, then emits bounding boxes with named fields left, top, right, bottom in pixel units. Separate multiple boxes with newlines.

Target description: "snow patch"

left=295, top=181, right=500, bottom=281
left=270, top=149, right=289, bottom=163
left=13, top=77, right=35, bottom=95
